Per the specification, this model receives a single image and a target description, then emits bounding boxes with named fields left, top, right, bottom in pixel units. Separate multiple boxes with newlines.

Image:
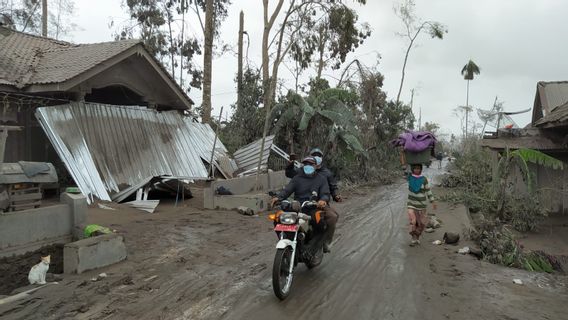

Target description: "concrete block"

left=214, top=194, right=271, bottom=212
left=60, top=193, right=87, bottom=227
left=64, top=234, right=127, bottom=274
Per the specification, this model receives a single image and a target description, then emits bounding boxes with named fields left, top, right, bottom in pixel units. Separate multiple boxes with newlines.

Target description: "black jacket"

left=277, top=171, right=330, bottom=203
left=285, top=163, right=339, bottom=198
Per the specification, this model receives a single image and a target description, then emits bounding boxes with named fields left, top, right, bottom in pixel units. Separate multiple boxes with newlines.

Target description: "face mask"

left=314, top=156, right=322, bottom=166
left=303, top=165, right=315, bottom=175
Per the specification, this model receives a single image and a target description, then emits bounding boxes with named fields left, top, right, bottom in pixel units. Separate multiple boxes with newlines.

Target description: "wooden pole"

left=237, top=11, right=244, bottom=112
left=208, top=107, right=223, bottom=179
left=42, top=0, right=47, bottom=37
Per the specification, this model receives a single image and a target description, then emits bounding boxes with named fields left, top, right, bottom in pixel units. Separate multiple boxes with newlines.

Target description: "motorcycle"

left=268, top=194, right=327, bottom=300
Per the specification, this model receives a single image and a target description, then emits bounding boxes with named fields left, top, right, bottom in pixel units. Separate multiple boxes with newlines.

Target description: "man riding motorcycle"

left=284, top=148, right=339, bottom=253
left=272, top=156, right=330, bottom=213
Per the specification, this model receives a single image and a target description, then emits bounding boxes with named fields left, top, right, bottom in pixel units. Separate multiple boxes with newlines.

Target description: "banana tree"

left=496, top=147, right=564, bottom=218
left=271, top=89, right=364, bottom=157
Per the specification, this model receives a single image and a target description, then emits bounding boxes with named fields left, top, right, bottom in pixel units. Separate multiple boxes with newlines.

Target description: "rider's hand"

left=432, top=202, right=438, bottom=210
left=270, top=197, right=280, bottom=208
left=317, top=200, right=327, bottom=208
left=333, top=195, right=343, bottom=202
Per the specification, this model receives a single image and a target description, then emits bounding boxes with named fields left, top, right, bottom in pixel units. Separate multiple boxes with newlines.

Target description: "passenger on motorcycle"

left=284, top=149, right=339, bottom=253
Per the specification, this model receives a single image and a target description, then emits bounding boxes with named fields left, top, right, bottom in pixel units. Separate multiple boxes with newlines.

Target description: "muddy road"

left=221, top=183, right=415, bottom=320
left=2, top=164, right=567, bottom=320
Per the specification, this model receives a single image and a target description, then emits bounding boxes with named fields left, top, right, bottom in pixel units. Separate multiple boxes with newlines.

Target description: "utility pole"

left=418, top=106, right=422, bottom=131
left=237, top=11, right=244, bottom=112
left=42, top=0, right=47, bottom=37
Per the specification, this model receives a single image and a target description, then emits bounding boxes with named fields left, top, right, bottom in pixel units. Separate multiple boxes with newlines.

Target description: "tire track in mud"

left=209, top=182, right=421, bottom=320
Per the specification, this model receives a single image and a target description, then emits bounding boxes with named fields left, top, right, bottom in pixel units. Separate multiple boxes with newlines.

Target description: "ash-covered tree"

left=220, top=68, right=265, bottom=153
left=0, top=0, right=77, bottom=39
left=115, top=0, right=231, bottom=114
left=394, top=0, right=447, bottom=105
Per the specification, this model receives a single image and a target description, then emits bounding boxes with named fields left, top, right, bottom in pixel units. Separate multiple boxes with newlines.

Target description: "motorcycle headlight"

left=279, top=212, right=297, bottom=225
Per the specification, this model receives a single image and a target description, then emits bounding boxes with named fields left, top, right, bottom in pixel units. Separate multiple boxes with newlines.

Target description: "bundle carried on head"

left=391, top=131, right=437, bottom=165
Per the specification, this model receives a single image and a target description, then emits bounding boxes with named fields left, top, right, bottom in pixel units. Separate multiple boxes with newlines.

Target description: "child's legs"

left=415, top=210, right=428, bottom=236
left=407, top=208, right=418, bottom=236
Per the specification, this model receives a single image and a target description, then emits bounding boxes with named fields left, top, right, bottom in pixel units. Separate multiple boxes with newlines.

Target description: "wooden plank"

left=10, top=201, right=41, bottom=209
left=10, top=193, right=42, bottom=202
left=9, top=187, right=41, bottom=195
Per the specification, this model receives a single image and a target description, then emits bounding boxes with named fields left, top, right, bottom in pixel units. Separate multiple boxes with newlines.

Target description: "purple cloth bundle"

left=391, top=131, right=437, bottom=152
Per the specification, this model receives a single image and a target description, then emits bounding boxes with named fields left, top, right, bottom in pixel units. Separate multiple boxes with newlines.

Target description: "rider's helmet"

left=309, top=148, right=324, bottom=157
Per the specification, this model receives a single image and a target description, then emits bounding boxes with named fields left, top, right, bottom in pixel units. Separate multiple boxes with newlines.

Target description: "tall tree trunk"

left=179, top=0, right=186, bottom=88
left=202, top=0, right=214, bottom=123
left=166, top=7, right=176, bottom=79
left=42, top=0, right=47, bottom=37
left=465, top=79, right=470, bottom=139
left=257, top=0, right=285, bottom=188
left=237, top=10, right=244, bottom=112
left=396, top=38, right=414, bottom=105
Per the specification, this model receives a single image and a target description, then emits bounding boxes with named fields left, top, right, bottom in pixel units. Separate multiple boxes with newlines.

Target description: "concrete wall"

left=64, top=234, right=127, bottom=274
left=0, top=193, right=87, bottom=257
left=204, top=171, right=289, bottom=210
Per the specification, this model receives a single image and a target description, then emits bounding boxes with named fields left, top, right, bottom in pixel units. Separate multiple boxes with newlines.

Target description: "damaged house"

left=480, top=81, right=568, bottom=213
left=0, top=26, right=228, bottom=205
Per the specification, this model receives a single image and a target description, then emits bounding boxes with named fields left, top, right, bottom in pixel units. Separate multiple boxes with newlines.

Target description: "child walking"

left=407, top=163, right=436, bottom=246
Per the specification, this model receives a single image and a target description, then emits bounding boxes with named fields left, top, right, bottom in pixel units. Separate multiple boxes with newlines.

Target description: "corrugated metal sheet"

left=539, top=81, right=568, bottom=113
left=534, top=102, right=568, bottom=128
left=36, top=102, right=227, bottom=202
left=233, top=135, right=275, bottom=172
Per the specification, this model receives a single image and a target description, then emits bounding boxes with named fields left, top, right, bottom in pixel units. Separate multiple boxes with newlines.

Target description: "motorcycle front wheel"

left=272, top=247, right=294, bottom=300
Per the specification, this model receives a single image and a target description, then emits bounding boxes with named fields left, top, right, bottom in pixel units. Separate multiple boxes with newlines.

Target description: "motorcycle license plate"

left=274, top=224, right=298, bottom=232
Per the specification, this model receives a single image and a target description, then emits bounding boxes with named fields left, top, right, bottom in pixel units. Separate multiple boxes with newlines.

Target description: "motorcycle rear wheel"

left=272, top=247, right=294, bottom=300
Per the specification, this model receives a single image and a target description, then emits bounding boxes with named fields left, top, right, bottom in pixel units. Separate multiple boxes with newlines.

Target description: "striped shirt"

left=407, top=176, right=434, bottom=210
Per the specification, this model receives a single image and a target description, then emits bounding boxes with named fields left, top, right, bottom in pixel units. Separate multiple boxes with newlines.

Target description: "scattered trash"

left=216, top=186, right=233, bottom=195
left=84, top=224, right=113, bottom=238
left=468, top=247, right=483, bottom=259
left=428, top=217, right=441, bottom=229
left=458, top=247, right=470, bottom=254
left=97, top=203, right=116, bottom=211
left=432, top=240, right=442, bottom=245
left=237, top=206, right=255, bottom=216
left=144, top=275, right=158, bottom=282
left=425, top=228, right=435, bottom=233
left=125, top=200, right=160, bottom=213
left=513, top=279, right=523, bottom=285
left=443, top=232, right=460, bottom=244
left=90, top=273, right=108, bottom=282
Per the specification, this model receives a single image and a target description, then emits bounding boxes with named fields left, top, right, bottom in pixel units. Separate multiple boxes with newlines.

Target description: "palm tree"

left=461, top=60, right=481, bottom=138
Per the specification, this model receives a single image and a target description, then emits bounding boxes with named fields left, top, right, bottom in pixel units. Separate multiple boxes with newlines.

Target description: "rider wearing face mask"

left=286, top=148, right=341, bottom=202
left=273, top=157, right=330, bottom=206
left=284, top=148, right=339, bottom=253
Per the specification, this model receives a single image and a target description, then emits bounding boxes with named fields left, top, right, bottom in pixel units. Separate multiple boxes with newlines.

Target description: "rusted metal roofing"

left=534, top=102, right=568, bottom=128
left=36, top=102, right=227, bottom=202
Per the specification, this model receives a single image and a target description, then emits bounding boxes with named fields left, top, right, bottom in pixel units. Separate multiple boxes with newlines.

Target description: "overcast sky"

left=70, top=0, right=568, bottom=136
